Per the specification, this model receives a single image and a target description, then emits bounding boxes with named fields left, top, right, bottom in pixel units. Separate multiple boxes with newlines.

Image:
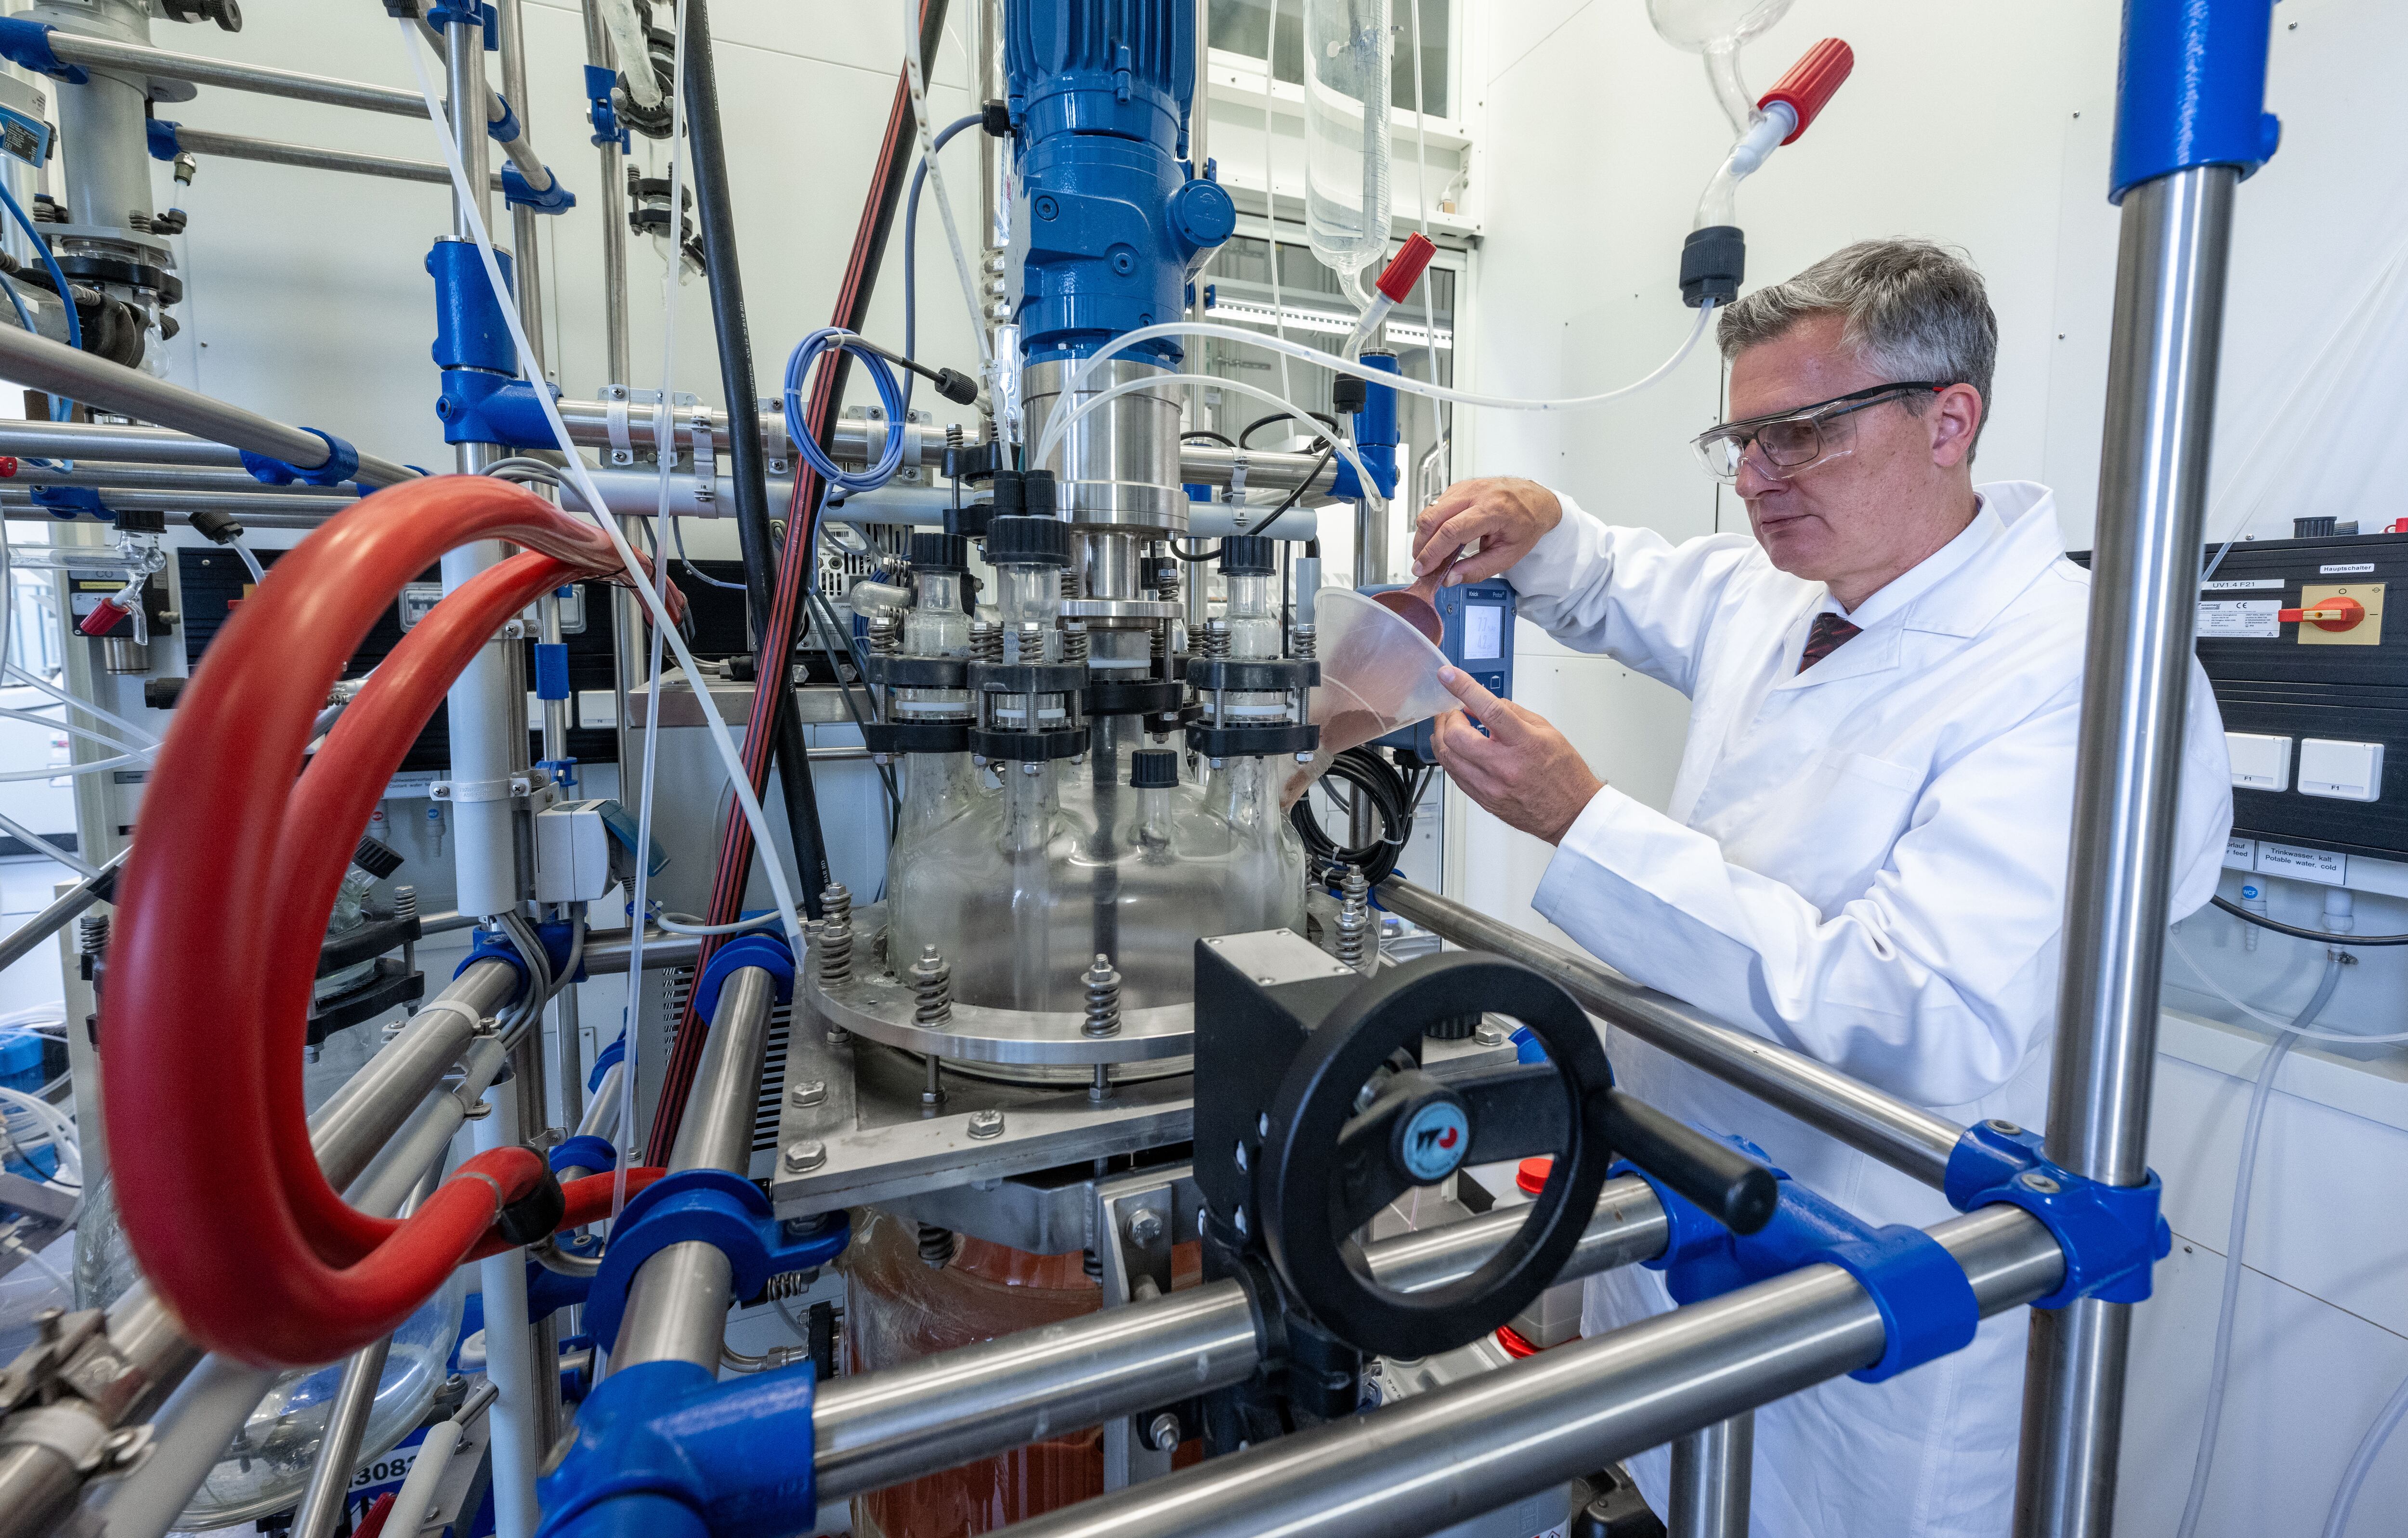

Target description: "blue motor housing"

left=1365, top=578, right=1516, bottom=766
left=1005, top=0, right=1233, bottom=364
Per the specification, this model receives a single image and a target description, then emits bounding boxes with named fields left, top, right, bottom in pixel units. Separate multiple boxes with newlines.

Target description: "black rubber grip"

left=491, top=1160, right=568, bottom=1248
left=1600, top=1089, right=1779, bottom=1235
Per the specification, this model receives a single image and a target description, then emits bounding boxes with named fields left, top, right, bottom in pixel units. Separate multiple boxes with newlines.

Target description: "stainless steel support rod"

left=287, top=1337, right=394, bottom=1538
left=1669, top=1411, right=1753, bottom=1538
left=991, top=1207, right=2063, bottom=1538
left=609, top=966, right=779, bottom=1371
left=0, top=420, right=245, bottom=466
left=0, top=847, right=126, bottom=973
left=0, top=960, right=521, bottom=1538
left=1378, top=877, right=1965, bottom=1188
left=43, top=32, right=429, bottom=118
left=170, top=125, right=507, bottom=192
left=812, top=1176, right=1671, bottom=1504
left=0, top=326, right=419, bottom=486
left=2014, top=162, right=2239, bottom=1538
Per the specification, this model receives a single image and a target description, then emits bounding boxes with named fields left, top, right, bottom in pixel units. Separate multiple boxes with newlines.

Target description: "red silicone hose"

left=103, top=476, right=669, bottom=1366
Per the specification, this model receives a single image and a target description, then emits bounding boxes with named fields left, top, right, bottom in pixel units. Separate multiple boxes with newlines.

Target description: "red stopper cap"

left=1375, top=232, right=1439, bottom=304
left=0, top=457, right=18, bottom=479
left=1495, top=1323, right=1542, bottom=1359
left=78, top=598, right=128, bottom=637
left=1758, top=38, right=1854, bottom=145
left=1516, top=1156, right=1552, bottom=1196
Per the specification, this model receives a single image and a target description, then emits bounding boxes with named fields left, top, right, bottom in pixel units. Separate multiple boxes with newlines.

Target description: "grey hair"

left=1716, top=239, right=1998, bottom=450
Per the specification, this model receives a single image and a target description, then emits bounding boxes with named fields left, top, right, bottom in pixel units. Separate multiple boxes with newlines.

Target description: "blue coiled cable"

left=782, top=327, right=907, bottom=495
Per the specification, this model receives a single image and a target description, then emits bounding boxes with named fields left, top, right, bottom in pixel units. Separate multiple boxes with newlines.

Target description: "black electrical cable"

left=1168, top=440, right=1335, bottom=561
left=680, top=0, right=832, bottom=903
left=1290, top=747, right=1419, bottom=886
left=2211, top=894, right=2408, bottom=945
left=1181, top=429, right=1237, bottom=448
left=903, top=111, right=989, bottom=408
left=805, top=583, right=901, bottom=826
left=1240, top=410, right=1340, bottom=449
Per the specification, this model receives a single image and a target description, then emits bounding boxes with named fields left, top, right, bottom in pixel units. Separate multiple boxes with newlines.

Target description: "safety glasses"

left=1690, top=382, right=1941, bottom=485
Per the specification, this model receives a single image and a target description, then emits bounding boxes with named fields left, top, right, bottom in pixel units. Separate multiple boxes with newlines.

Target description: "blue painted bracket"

left=424, top=2, right=499, bottom=50
left=691, top=933, right=795, bottom=1027
left=551, top=1134, right=619, bottom=1177
left=578, top=1169, right=849, bottom=1354
left=437, top=373, right=562, bottom=449
left=503, top=162, right=577, bottom=214
left=1944, top=1120, right=2172, bottom=1309
left=1331, top=353, right=1400, bottom=501
left=0, top=19, right=87, bottom=84
left=1618, top=1138, right=1978, bottom=1383
left=587, top=1033, right=626, bottom=1093
left=455, top=918, right=589, bottom=1005
left=534, top=640, right=572, bottom=700
left=488, top=92, right=522, bottom=146
left=535, top=1357, right=819, bottom=1538
left=586, top=64, right=630, bottom=151
left=145, top=120, right=181, bottom=162
left=31, top=486, right=109, bottom=521
left=527, top=1248, right=596, bottom=1324
left=2111, top=0, right=2281, bottom=202
left=241, top=427, right=359, bottom=488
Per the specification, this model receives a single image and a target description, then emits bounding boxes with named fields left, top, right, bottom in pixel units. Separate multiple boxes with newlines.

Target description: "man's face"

left=1725, top=314, right=1975, bottom=596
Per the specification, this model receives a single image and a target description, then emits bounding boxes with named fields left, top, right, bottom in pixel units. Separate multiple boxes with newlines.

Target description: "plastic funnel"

left=1281, top=588, right=1460, bottom=809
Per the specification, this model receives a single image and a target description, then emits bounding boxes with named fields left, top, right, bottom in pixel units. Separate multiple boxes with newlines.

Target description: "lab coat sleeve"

left=1504, top=493, right=1770, bottom=697
left=1531, top=694, right=2090, bottom=1109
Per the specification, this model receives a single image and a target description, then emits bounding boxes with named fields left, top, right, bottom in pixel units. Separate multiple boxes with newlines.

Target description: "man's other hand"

left=1428, top=665, right=1603, bottom=845
left=1411, top=477, right=1563, bottom=586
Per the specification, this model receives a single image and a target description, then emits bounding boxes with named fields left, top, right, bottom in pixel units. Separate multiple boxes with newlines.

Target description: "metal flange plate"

left=806, top=960, right=1197, bottom=1065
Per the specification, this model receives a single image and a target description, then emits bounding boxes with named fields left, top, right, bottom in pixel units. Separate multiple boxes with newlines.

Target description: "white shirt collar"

left=1814, top=496, right=2004, bottom=629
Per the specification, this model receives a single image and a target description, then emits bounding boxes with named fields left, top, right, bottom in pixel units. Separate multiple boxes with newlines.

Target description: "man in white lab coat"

left=1416, top=240, right=2233, bottom=1536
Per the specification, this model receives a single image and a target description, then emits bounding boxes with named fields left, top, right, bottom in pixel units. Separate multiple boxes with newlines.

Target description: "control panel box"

left=1361, top=577, right=1516, bottom=765
left=2079, top=531, right=2408, bottom=862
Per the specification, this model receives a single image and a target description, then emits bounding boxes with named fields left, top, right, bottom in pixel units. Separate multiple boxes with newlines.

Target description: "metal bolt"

left=967, top=1108, right=1006, bottom=1139
left=911, top=946, right=954, bottom=1028
left=2019, top=1171, right=2060, bottom=1194
left=1082, top=953, right=1123, bottom=1038
left=1986, top=1118, right=2023, bottom=1135
left=1474, top=1023, right=1509, bottom=1048
left=782, top=1139, right=826, bottom=1174
left=1258, top=1113, right=1270, bottom=1138
left=1234, top=1139, right=1249, bottom=1172
left=1146, top=1411, right=1183, bottom=1452
left=1233, top=1205, right=1249, bottom=1236
left=788, top=1080, right=827, bottom=1109
left=1125, top=1207, right=1165, bottom=1247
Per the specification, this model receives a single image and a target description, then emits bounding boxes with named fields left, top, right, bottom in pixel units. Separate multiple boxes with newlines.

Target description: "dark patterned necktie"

left=1798, top=612, right=1862, bottom=673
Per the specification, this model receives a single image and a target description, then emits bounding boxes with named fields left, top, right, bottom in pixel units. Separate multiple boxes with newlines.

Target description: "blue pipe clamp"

left=1944, top=1118, right=2172, bottom=1310
left=2110, top=0, right=2282, bottom=202
left=1617, top=1140, right=1978, bottom=1383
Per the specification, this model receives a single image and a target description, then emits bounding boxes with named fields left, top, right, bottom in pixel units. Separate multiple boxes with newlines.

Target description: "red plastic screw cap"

left=1758, top=38, right=1855, bottom=145
left=0, top=457, right=19, bottom=479
left=77, top=597, right=129, bottom=638
left=1375, top=232, right=1439, bottom=304
left=1516, top=1156, right=1553, bottom=1196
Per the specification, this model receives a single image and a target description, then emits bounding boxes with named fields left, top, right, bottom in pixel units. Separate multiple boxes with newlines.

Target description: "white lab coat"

left=1501, top=481, right=2233, bottom=1538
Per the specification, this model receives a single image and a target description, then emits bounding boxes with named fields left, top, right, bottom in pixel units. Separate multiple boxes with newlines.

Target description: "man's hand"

left=1428, top=666, right=1603, bottom=845
left=1411, top=477, right=1563, bottom=586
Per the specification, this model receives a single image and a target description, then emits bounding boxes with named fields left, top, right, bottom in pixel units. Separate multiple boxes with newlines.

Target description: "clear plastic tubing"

left=1303, top=0, right=1394, bottom=299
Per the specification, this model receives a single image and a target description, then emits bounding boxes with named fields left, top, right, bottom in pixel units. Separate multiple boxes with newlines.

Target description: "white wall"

left=1462, top=3, right=2408, bottom=1532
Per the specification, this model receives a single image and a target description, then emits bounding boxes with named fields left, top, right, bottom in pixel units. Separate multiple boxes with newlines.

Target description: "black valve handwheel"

left=1258, top=952, right=1616, bottom=1361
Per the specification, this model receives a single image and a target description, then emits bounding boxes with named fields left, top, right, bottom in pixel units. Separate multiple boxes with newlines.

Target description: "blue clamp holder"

left=424, top=1, right=499, bottom=49
left=550, top=1134, right=619, bottom=1177
left=145, top=120, right=182, bottom=163
left=580, top=1168, right=850, bottom=1353
left=526, top=1250, right=596, bottom=1325
left=1944, top=1119, right=2172, bottom=1310
left=692, top=933, right=796, bottom=1027
left=536, top=1354, right=820, bottom=1538
left=534, top=641, right=572, bottom=700
left=241, top=427, right=360, bottom=488
left=0, top=19, right=86, bottom=84
left=2110, top=0, right=2281, bottom=202
left=455, top=919, right=589, bottom=1005
left=30, top=486, right=109, bottom=521
left=1618, top=1138, right=1978, bottom=1383
left=587, top=1032, right=626, bottom=1093
left=585, top=64, right=629, bottom=151
left=487, top=92, right=522, bottom=146
left=503, top=162, right=578, bottom=215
